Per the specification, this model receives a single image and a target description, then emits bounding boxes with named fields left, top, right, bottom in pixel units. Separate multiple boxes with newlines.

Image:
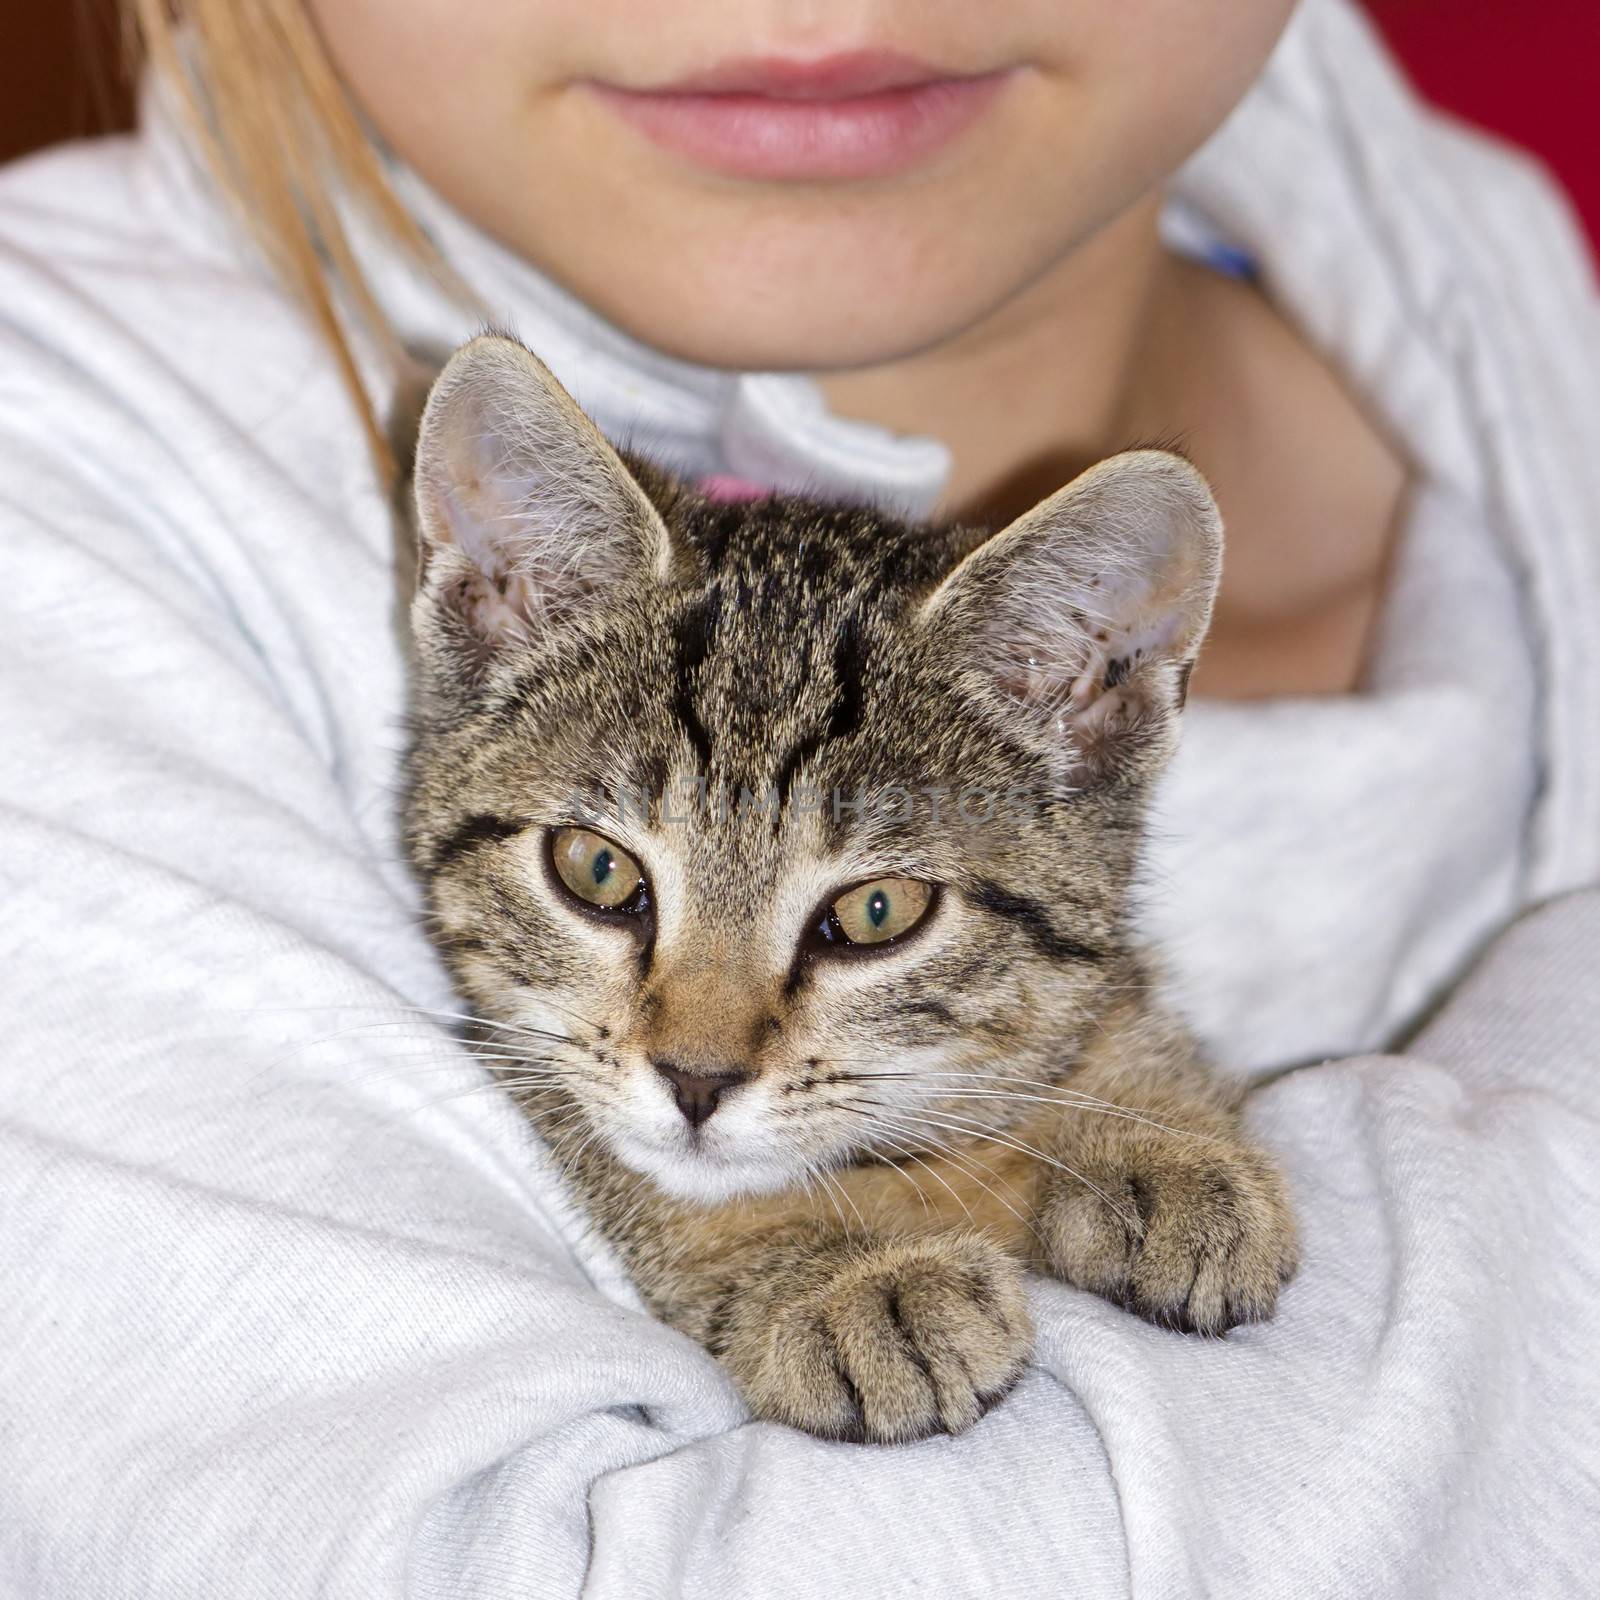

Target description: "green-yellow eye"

left=830, top=877, right=933, bottom=945
left=551, top=827, right=645, bottom=910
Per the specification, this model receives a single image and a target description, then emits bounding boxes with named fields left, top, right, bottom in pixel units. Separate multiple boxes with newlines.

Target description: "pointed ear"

left=411, top=333, right=672, bottom=668
left=920, top=451, right=1222, bottom=786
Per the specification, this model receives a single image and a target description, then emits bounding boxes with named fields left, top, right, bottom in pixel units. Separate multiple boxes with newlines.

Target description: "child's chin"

left=607, top=1132, right=806, bottom=1207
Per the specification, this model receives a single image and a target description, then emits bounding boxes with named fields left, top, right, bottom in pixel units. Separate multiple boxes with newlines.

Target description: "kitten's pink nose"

left=653, top=1061, right=753, bottom=1129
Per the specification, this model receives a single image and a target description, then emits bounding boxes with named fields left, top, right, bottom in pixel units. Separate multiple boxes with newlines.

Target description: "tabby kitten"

left=404, top=334, right=1297, bottom=1444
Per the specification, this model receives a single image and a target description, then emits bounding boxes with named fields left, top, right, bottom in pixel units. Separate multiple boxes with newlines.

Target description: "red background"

left=1, top=2, right=1596, bottom=248
left=1366, top=0, right=1598, bottom=250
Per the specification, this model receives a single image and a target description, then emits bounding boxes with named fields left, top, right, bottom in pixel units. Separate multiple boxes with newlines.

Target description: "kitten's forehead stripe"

left=773, top=611, right=867, bottom=814
left=671, top=590, right=718, bottom=772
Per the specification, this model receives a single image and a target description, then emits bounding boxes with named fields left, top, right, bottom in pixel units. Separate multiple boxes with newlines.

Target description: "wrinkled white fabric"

left=2, top=2, right=1597, bottom=1597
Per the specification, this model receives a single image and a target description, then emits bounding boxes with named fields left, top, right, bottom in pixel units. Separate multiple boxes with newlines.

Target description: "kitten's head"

left=404, top=335, right=1220, bottom=1205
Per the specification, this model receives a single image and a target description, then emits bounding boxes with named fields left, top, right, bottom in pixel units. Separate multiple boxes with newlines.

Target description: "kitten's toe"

left=735, top=1233, right=1033, bottom=1443
left=1040, top=1141, right=1297, bottom=1335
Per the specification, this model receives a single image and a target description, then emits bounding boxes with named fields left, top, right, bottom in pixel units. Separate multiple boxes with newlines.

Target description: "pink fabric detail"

left=698, top=473, right=774, bottom=504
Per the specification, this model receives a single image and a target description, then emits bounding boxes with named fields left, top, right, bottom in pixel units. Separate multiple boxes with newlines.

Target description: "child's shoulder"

left=0, top=131, right=367, bottom=513
left=0, top=130, right=236, bottom=298
left=0, top=134, right=148, bottom=241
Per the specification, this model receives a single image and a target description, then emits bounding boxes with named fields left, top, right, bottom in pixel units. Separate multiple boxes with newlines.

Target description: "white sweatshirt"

left=2, top=2, right=1598, bottom=1596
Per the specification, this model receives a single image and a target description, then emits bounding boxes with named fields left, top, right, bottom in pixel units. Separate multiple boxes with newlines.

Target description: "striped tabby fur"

left=402, top=335, right=1297, bottom=1443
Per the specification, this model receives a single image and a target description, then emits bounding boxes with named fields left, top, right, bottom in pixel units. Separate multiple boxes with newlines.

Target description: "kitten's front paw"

left=726, top=1233, right=1032, bottom=1443
left=1039, top=1135, right=1298, bottom=1334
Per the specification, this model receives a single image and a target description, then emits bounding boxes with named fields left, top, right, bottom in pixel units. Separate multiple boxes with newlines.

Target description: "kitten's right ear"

left=410, top=333, right=672, bottom=671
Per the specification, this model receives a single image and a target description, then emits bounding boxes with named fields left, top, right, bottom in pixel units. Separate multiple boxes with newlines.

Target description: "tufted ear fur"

left=920, top=450, right=1222, bottom=787
left=410, top=333, right=672, bottom=676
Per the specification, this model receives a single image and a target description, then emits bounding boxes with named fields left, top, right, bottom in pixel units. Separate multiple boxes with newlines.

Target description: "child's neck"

left=818, top=190, right=1409, bottom=700
left=817, top=194, right=1169, bottom=526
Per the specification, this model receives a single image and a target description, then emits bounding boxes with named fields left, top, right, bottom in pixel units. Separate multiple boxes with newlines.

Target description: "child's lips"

left=587, top=52, right=1012, bottom=182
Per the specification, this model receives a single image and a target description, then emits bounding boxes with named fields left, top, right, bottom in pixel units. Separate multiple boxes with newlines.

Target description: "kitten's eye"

left=829, top=878, right=933, bottom=946
left=550, top=827, right=646, bottom=911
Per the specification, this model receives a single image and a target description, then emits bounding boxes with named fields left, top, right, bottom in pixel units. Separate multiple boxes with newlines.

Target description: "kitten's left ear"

left=920, top=450, right=1222, bottom=786
left=411, top=333, right=672, bottom=667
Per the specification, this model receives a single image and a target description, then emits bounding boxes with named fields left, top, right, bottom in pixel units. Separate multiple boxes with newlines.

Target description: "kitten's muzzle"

left=652, top=1061, right=754, bottom=1129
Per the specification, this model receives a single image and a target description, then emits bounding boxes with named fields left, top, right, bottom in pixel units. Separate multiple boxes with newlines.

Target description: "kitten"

left=403, top=333, right=1298, bottom=1444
